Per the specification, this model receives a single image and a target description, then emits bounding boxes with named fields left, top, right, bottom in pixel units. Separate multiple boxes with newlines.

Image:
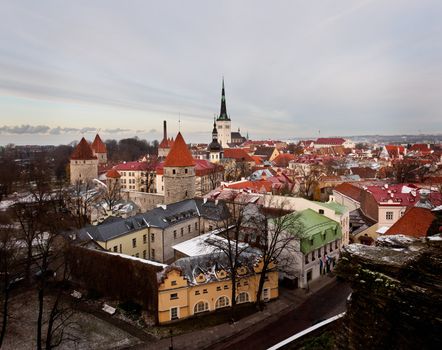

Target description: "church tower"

left=207, top=118, right=223, bottom=163
left=163, top=132, right=196, bottom=204
left=216, top=78, right=231, bottom=147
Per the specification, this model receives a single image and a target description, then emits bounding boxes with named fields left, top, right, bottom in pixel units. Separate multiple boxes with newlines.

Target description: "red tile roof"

left=334, top=182, right=362, bottom=202
left=114, top=161, right=155, bottom=171
left=223, top=148, right=254, bottom=162
left=106, top=168, right=121, bottom=178
left=366, top=184, right=442, bottom=207
left=273, top=153, right=295, bottom=167
left=316, top=138, right=346, bottom=145
left=251, top=155, right=263, bottom=165
left=386, top=207, right=436, bottom=238
left=71, top=137, right=97, bottom=160
left=385, top=145, right=405, bottom=157
left=163, top=132, right=195, bottom=167
left=91, top=134, right=107, bottom=154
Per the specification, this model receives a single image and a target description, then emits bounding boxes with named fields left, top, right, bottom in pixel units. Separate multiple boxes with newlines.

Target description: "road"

left=210, top=279, right=351, bottom=350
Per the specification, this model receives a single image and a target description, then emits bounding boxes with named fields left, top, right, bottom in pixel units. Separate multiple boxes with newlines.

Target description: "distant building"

left=158, top=121, right=174, bottom=158
left=91, top=134, right=107, bottom=164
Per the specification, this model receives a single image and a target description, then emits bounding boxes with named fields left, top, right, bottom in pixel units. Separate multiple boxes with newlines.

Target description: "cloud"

left=0, top=125, right=138, bottom=135
left=0, top=124, right=50, bottom=134
left=104, top=128, right=131, bottom=133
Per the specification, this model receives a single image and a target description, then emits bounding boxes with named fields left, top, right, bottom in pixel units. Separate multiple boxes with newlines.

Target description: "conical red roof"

left=106, top=168, right=121, bottom=178
left=71, top=137, right=97, bottom=160
left=163, top=132, right=195, bottom=167
left=91, top=134, right=107, bottom=153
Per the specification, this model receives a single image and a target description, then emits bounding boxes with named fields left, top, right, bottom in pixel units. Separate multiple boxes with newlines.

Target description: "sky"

left=0, top=0, right=441, bottom=145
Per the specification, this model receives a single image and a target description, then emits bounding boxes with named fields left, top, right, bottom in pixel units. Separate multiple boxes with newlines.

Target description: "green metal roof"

left=284, top=209, right=342, bottom=254
left=312, top=201, right=347, bottom=215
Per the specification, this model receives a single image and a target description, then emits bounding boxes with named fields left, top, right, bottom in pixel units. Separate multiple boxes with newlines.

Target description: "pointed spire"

left=91, top=134, right=107, bottom=153
left=164, top=132, right=195, bottom=167
left=212, top=117, right=218, bottom=141
left=71, top=137, right=96, bottom=160
left=218, top=77, right=230, bottom=121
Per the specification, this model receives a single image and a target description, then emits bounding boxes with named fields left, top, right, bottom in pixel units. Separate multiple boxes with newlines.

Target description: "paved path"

left=209, top=279, right=351, bottom=350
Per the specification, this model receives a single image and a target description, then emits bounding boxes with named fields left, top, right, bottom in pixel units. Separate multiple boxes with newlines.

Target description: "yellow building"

left=157, top=254, right=279, bottom=324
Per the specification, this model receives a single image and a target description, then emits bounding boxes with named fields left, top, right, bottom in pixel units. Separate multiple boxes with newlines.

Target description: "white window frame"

left=262, top=288, right=270, bottom=302
left=215, top=296, right=230, bottom=309
left=170, top=307, right=179, bottom=320
left=236, top=292, right=250, bottom=304
left=194, top=301, right=209, bottom=314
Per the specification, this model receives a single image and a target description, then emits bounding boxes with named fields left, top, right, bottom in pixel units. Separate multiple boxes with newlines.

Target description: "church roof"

left=164, top=132, right=195, bottom=167
left=71, top=137, right=97, bottom=160
left=217, top=78, right=230, bottom=121
left=91, top=134, right=107, bottom=154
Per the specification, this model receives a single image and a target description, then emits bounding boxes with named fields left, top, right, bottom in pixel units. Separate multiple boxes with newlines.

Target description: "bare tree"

left=0, top=213, right=19, bottom=347
left=297, top=165, right=322, bottom=200
left=207, top=163, right=224, bottom=191
left=204, top=200, right=251, bottom=321
left=249, top=199, right=304, bottom=309
left=65, top=180, right=97, bottom=228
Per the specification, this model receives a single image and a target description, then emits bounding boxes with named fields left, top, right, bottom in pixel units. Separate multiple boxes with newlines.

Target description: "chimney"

left=163, top=120, right=167, bottom=141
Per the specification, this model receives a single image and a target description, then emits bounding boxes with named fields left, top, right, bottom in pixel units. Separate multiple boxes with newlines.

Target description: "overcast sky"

left=1, top=0, right=441, bottom=145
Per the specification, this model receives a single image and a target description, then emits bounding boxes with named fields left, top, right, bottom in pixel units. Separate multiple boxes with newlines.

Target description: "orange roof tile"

left=91, top=134, right=107, bottom=154
left=106, top=168, right=121, bottom=178
left=163, top=132, right=195, bottom=167
left=223, top=148, right=254, bottom=162
left=71, top=137, right=97, bottom=160
left=386, top=207, right=436, bottom=238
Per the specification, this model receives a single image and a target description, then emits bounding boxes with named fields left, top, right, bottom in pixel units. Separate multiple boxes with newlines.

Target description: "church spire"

left=218, top=78, right=230, bottom=121
left=212, top=117, right=218, bottom=141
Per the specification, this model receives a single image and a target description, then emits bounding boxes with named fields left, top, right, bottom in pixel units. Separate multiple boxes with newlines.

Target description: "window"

left=224, top=285, right=229, bottom=290
left=151, top=248, right=155, bottom=260
left=173, top=169, right=176, bottom=175
left=143, top=234, right=147, bottom=244
left=185, top=169, right=188, bottom=174
left=236, top=292, right=250, bottom=304
left=312, top=252, right=315, bottom=261
left=132, top=238, right=136, bottom=248
left=203, top=289, right=208, bottom=294
left=215, top=296, right=230, bottom=309
left=113, top=246, right=118, bottom=252
left=307, top=270, right=312, bottom=281
left=195, top=290, right=200, bottom=295
left=195, top=222, right=198, bottom=230
left=173, top=230, right=177, bottom=239
left=386, top=211, right=393, bottom=220
left=263, top=288, right=270, bottom=301
left=119, top=244, right=122, bottom=253
left=151, top=233, right=155, bottom=242
left=180, top=228, right=184, bottom=237
left=143, top=250, right=146, bottom=259
left=170, top=293, right=178, bottom=300
left=194, top=301, right=209, bottom=314
left=305, top=255, right=309, bottom=264
left=216, top=286, right=221, bottom=291
left=188, top=225, right=191, bottom=233
left=319, top=209, right=324, bottom=214
left=170, top=307, right=178, bottom=320
left=135, top=253, right=139, bottom=258
left=171, top=281, right=177, bottom=286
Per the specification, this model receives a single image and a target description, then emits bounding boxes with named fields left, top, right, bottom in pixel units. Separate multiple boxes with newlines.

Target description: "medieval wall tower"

left=69, top=137, right=99, bottom=185
left=91, top=133, right=107, bottom=164
left=163, top=132, right=195, bottom=204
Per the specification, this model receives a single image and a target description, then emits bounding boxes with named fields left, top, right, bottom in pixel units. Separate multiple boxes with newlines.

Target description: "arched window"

left=236, top=292, right=250, bottom=304
left=194, top=301, right=209, bottom=314
left=215, top=296, right=230, bottom=309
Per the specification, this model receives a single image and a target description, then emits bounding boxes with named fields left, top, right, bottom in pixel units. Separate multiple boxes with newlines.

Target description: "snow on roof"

left=376, top=226, right=390, bottom=234
left=171, top=232, right=220, bottom=257
left=105, top=251, right=167, bottom=268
